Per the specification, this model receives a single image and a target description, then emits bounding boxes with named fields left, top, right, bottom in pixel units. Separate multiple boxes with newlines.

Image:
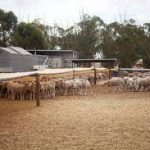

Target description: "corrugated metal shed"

left=0, top=47, right=49, bottom=72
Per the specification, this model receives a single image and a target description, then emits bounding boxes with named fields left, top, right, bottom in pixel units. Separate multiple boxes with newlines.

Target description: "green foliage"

left=12, top=22, right=50, bottom=49
left=77, top=14, right=104, bottom=58
left=1, top=8, right=150, bottom=68
left=53, top=14, right=105, bottom=58
left=101, top=20, right=150, bottom=67
left=0, top=9, right=17, bottom=46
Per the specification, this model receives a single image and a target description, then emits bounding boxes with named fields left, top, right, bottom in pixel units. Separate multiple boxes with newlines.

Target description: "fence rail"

left=120, top=68, right=150, bottom=72
left=0, top=68, right=109, bottom=107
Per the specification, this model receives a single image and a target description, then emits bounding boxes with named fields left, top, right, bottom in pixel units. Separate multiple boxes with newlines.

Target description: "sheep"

left=40, top=81, right=55, bottom=99
left=135, top=76, right=150, bottom=92
left=6, top=81, right=25, bottom=100
left=81, top=79, right=93, bottom=95
left=29, top=81, right=36, bottom=100
left=62, top=78, right=93, bottom=96
left=97, top=73, right=107, bottom=82
left=54, top=79, right=64, bottom=95
left=23, top=81, right=34, bottom=100
left=123, top=77, right=135, bottom=91
left=62, top=79, right=75, bottom=96
left=47, top=81, right=55, bottom=98
left=0, top=81, right=9, bottom=98
left=104, top=77, right=124, bottom=91
left=73, top=78, right=83, bottom=95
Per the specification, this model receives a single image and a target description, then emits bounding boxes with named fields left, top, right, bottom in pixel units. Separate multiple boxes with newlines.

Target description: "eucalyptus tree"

left=0, top=9, right=17, bottom=46
left=12, top=21, right=50, bottom=49
left=102, top=19, right=146, bottom=67
left=77, top=14, right=105, bottom=58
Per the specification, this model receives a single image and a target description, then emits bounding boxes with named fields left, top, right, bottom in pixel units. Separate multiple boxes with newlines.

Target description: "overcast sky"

left=1, top=0, right=150, bottom=27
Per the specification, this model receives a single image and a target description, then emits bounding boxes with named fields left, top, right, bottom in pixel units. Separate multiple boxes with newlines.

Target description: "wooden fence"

left=0, top=68, right=109, bottom=107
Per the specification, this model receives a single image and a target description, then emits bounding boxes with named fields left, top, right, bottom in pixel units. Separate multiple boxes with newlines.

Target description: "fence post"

left=108, top=68, right=111, bottom=79
left=73, top=69, right=75, bottom=79
left=94, top=68, right=97, bottom=85
left=36, top=73, right=40, bottom=107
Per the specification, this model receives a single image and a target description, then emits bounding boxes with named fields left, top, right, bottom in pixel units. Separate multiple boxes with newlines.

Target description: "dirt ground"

left=0, top=86, right=150, bottom=150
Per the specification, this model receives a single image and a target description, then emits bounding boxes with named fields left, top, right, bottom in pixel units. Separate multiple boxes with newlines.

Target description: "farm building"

left=0, top=47, right=49, bottom=73
left=28, top=50, right=79, bottom=68
left=72, top=58, right=118, bottom=68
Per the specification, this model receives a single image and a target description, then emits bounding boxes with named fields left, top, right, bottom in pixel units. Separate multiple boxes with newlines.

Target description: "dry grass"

left=0, top=86, right=150, bottom=150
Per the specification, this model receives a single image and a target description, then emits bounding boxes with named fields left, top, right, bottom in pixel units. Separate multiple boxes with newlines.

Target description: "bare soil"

left=0, top=86, right=150, bottom=150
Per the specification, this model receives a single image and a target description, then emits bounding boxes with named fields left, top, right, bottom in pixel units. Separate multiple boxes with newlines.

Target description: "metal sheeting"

left=0, top=54, right=12, bottom=72
left=0, top=48, right=49, bottom=72
left=0, top=46, right=32, bottom=55
left=28, top=50, right=76, bottom=53
left=11, top=54, right=38, bottom=72
left=9, top=46, right=32, bottom=55
left=0, top=47, right=17, bottom=54
left=0, top=54, right=44, bottom=72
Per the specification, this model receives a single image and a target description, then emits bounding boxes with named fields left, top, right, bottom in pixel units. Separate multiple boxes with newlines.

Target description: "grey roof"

left=0, top=47, right=18, bottom=54
left=28, top=50, right=78, bottom=53
left=9, top=46, right=32, bottom=55
left=71, top=58, right=117, bottom=63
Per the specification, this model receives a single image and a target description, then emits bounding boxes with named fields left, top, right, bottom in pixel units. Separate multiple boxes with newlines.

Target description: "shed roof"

left=9, top=47, right=32, bottom=55
left=0, top=47, right=17, bottom=54
left=72, top=58, right=117, bottom=63
left=28, top=50, right=78, bottom=53
left=0, top=47, right=32, bottom=55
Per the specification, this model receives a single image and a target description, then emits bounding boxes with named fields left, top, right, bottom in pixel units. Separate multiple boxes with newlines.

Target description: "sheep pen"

left=0, top=68, right=109, bottom=102
left=1, top=68, right=150, bottom=150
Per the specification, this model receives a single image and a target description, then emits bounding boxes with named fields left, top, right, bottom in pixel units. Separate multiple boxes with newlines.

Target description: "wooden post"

left=73, top=70, right=75, bottom=79
left=109, top=68, right=111, bottom=79
left=36, top=74, right=40, bottom=107
left=94, top=68, right=97, bottom=85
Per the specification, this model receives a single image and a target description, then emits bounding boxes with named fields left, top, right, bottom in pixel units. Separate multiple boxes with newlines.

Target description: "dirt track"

left=0, top=86, right=150, bottom=150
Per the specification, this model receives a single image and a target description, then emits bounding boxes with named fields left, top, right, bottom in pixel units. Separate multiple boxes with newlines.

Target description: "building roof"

left=0, top=47, right=18, bottom=54
left=0, top=47, right=32, bottom=55
left=28, top=50, right=78, bottom=53
left=9, top=46, right=32, bottom=55
left=72, top=58, right=117, bottom=63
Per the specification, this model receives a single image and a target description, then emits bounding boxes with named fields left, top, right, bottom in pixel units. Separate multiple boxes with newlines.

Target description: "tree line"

left=1, top=8, right=150, bottom=68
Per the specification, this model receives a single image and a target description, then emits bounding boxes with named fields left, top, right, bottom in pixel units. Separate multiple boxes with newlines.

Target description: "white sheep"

left=104, top=77, right=124, bottom=91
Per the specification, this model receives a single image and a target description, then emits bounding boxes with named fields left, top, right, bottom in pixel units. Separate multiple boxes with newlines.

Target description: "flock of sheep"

left=1, top=69, right=150, bottom=101
left=0, top=71, right=108, bottom=101
left=103, top=72, right=150, bottom=92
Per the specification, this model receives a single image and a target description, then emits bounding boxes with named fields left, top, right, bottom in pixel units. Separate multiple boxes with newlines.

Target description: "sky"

left=1, top=0, right=150, bottom=27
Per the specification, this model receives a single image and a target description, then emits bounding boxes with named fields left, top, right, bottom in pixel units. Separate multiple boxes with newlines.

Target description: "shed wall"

left=0, top=48, right=50, bottom=72
left=49, top=57, right=64, bottom=68
left=0, top=54, right=49, bottom=72
left=11, top=55, right=38, bottom=72
left=29, top=50, right=78, bottom=68
left=0, top=51, right=12, bottom=72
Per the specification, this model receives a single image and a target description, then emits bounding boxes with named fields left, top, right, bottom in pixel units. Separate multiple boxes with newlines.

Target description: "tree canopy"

left=1, top=8, right=150, bottom=68
left=0, top=9, right=17, bottom=46
left=12, top=21, right=50, bottom=49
